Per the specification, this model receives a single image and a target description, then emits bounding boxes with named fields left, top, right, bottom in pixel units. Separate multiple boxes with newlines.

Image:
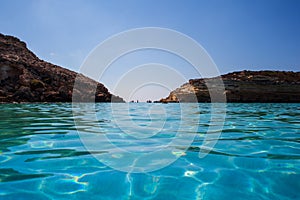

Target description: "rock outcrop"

left=160, top=70, right=300, bottom=103
left=0, top=33, right=124, bottom=103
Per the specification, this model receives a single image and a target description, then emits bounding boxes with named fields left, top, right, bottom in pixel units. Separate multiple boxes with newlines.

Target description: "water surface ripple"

left=0, top=103, right=299, bottom=199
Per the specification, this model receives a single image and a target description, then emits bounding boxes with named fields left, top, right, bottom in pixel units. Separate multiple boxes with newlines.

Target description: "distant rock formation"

left=0, top=33, right=124, bottom=103
left=160, top=70, right=300, bottom=103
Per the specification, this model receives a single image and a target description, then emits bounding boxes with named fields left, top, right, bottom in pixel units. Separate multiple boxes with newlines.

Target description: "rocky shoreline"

left=160, top=70, right=300, bottom=103
left=1, top=33, right=299, bottom=104
left=0, top=33, right=124, bottom=103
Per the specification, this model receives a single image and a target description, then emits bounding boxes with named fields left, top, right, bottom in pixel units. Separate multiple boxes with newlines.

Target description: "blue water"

left=0, top=103, right=299, bottom=199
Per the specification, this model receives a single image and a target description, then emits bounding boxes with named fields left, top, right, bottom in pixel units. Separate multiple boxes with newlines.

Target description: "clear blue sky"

left=1, top=0, right=299, bottom=101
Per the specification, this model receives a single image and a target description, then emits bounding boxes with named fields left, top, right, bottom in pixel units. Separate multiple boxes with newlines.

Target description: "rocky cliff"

left=160, top=70, right=300, bottom=103
left=0, top=33, right=124, bottom=103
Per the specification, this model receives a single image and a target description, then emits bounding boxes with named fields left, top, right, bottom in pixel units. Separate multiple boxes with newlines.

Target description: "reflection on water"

left=0, top=103, right=299, bottom=199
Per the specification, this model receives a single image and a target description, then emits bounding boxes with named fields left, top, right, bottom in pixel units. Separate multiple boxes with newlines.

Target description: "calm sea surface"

left=0, top=103, right=299, bottom=200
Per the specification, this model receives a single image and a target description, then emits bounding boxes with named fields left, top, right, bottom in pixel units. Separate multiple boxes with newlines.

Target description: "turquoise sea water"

left=0, top=103, right=299, bottom=200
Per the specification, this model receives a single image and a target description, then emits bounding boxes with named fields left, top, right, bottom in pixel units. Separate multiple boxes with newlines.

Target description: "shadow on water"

left=0, top=103, right=73, bottom=152
left=0, top=168, right=52, bottom=182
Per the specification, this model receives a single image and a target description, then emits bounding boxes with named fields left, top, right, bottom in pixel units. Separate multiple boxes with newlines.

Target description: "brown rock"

left=0, top=33, right=124, bottom=103
left=13, top=86, right=33, bottom=101
left=160, top=70, right=300, bottom=103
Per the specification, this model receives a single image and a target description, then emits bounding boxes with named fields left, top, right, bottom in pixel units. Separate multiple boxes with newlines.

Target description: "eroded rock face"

left=0, top=33, right=124, bottom=103
left=160, top=70, right=300, bottom=103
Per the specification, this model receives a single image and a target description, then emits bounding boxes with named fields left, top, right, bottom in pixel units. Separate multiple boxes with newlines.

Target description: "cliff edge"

left=0, top=33, right=124, bottom=103
left=160, top=70, right=300, bottom=103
